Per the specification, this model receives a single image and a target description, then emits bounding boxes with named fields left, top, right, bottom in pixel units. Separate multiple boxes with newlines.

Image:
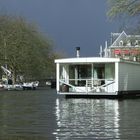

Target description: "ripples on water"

left=0, top=89, right=57, bottom=140
left=54, top=97, right=140, bottom=140
left=54, top=98, right=120, bottom=140
left=0, top=89, right=140, bottom=140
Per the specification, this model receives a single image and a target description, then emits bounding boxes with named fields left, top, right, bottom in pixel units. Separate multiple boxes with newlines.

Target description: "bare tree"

left=0, top=15, right=56, bottom=83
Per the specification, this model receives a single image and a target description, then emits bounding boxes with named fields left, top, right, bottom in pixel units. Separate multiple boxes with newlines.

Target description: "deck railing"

left=59, top=78, right=115, bottom=93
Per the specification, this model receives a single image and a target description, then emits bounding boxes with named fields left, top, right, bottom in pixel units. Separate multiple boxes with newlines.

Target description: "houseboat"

left=55, top=31, right=140, bottom=97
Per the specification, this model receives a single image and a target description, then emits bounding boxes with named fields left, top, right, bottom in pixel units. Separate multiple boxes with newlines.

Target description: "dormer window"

left=135, top=40, right=139, bottom=47
left=135, top=40, right=138, bottom=45
left=127, top=40, right=131, bottom=47
left=119, top=40, right=123, bottom=46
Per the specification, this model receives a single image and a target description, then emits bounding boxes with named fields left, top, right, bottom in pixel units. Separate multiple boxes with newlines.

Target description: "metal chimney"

left=76, top=47, right=80, bottom=58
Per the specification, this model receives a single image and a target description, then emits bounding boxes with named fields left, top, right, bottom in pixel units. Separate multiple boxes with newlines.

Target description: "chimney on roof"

left=76, top=47, right=80, bottom=58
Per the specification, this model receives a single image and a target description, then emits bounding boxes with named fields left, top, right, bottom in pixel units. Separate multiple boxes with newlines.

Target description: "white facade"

left=108, top=31, right=140, bottom=61
left=118, top=62, right=140, bottom=91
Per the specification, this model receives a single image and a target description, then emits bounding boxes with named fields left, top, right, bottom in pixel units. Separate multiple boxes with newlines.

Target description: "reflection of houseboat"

left=55, top=31, right=140, bottom=97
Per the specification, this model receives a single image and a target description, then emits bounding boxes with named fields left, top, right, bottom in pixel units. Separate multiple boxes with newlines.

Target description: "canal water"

left=0, top=88, right=140, bottom=140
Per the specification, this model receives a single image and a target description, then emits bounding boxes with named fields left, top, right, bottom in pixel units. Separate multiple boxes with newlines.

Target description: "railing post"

left=86, top=79, right=88, bottom=93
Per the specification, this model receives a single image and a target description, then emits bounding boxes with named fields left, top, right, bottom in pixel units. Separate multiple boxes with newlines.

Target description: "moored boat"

left=0, top=65, right=39, bottom=91
left=22, top=81, right=39, bottom=90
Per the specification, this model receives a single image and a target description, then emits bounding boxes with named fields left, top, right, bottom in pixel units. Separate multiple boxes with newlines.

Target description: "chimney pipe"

left=76, top=47, right=80, bottom=58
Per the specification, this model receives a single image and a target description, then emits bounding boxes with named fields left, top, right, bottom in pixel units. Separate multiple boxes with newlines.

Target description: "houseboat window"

left=69, top=64, right=91, bottom=86
left=59, top=65, right=63, bottom=79
left=93, top=64, right=105, bottom=85
left=78, top=65, right=91, bottom=79
left=93, top=64, right=105, bottom=79
left=105, top=63, right=115, bottom=79
left=59, top=64, right=69, bottom=80
left=69, top=65, right=75, bottom=79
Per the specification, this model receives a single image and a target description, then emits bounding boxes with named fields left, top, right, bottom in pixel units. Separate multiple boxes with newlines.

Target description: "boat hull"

left=58, top=90, right=140, bottom=98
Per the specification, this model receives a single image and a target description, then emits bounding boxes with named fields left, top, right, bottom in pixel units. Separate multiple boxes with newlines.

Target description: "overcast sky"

left=0, top=0, right=119, bottom=57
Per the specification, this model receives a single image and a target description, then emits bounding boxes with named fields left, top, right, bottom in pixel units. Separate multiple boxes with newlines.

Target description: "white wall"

left=118, top=62, right=140, bottom=91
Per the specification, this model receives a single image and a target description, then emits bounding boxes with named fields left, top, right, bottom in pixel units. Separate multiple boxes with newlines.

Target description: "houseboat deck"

left=58, top=92, right=117, bottom=96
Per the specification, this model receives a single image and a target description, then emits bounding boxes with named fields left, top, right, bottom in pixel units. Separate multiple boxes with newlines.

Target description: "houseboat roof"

left=55, top=57, right=121, bottom=63
left=55, top=57, right=140, bottom=65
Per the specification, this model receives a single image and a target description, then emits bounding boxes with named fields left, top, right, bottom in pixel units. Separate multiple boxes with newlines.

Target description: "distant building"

left=101, top=31, right=140, bottom=62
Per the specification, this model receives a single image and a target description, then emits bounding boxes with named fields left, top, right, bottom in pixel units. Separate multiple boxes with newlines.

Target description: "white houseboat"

left=55, top=31, right=140, bottom=97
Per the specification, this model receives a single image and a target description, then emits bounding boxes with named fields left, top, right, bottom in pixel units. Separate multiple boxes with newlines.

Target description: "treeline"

left=0, top=15, right=60, bottom=83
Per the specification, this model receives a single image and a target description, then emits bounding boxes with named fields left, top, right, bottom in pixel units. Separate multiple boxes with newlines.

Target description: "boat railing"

left=59, top=78, right=115, bottom=93
left=59, top=79, right=86, bottom=92
left=85, top=79, right=115, bottom=92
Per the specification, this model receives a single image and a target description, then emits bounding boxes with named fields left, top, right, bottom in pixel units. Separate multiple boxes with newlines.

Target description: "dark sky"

left=0, top=0, right=119, bottom=57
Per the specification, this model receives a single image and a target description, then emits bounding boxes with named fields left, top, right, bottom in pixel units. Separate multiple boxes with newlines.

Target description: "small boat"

left=46, top=79, right=56, bottom=88
left=0, top=65, right=39, bottom=91
left=46, top=81, right=51, bottom=86
left=22, top=81, right=39, bottom=90
left=4, top=84, right=23, bottom=91
left=0, top=81, right=39, bottom=91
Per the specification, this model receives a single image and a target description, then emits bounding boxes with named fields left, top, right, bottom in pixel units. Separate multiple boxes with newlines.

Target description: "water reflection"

left=0, top=90, right=140, bottom=139
left=54, top=98, right=120, bottom=140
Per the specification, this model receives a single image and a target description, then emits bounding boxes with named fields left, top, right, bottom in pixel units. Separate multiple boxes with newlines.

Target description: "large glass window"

left=105, top=63, right=115, bottom=79
left=69, top=64, right=91, bottom=79
left=93, top=64, right=105, bottom=79
left=69, top=64, right=91, bottom=86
